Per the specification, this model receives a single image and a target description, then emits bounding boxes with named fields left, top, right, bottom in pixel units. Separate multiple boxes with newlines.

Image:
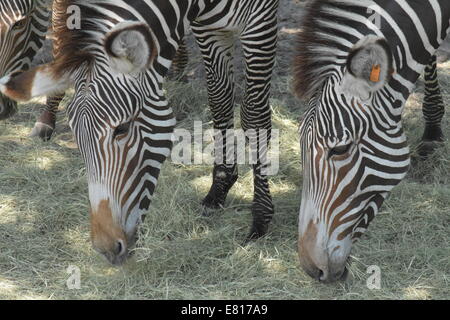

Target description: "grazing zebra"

left=293, top=0, right=449, bottom=282
left=0, top=0, right=50, bottom=120
left=0, top=0, right=279, bottom=265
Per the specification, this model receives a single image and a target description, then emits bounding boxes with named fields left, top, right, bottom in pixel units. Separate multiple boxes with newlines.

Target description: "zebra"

left=0, top=0, right=279, bottom=265
left=167, top=38, right=189, bottom=82
left=0, top=0, right=50, bottom=120
left=419, top=57, right=446, bottom=157
left=292, top=0, right=449, bottom=282
left=30, top=1, right=191, bottom=141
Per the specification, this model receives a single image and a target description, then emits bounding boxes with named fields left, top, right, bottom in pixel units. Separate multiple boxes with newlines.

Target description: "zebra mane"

left=50, top=0, right=103, bottom=77
left=293, top=0, right=362, bottom=100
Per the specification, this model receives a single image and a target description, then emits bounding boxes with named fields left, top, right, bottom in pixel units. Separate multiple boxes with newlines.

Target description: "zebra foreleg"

left=240, top=13, right=277, bottom=241
left=418, top=55, right=445, bottom=158
left=0, top=95, right=17, bottom=120
left=246, top=161, right=274, bottom=241
left=30, top=93, right=65, bottom=141
left=168, top=38, right=189, bottom=82
left=30, top=13, right=65, bottom=142
left=194, top=31, right=238, bottom=216
left=241, top=118, right=274, bottom=240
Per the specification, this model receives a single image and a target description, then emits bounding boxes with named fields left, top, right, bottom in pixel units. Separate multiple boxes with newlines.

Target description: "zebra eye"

left=329, top=143, right=352, bottom=158
left=113, top=122, right=131, bottom=140
left=12, top=18, right=27, bottom=30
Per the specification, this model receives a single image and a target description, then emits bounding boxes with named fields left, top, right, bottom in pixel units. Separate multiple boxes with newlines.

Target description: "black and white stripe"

left=30, top=0, right=192, bottom=141
left=0, top=0, right=50, bottom=119
left=0, top=0, right=279, bottom=264
left=294, top=0, right=450, bottom=282
left=419, top=55, right=446, bottom=157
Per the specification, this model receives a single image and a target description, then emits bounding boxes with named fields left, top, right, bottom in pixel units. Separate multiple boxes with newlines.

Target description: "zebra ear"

left=104, top=22, right=157, bottom=75
left=0, top=64, right=72, bottom=102
left=339, top=36, right=394, bottom=101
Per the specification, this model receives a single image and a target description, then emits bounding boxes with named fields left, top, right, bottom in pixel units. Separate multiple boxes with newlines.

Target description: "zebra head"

left=295, top=35, right=411, bottom=282
left=0, top=4, right=175, bottom=265
left=0, top=0, right=49, bottom=119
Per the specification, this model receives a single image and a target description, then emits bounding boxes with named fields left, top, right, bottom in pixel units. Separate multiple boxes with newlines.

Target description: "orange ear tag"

left=370, top=64, right=381, bottom=83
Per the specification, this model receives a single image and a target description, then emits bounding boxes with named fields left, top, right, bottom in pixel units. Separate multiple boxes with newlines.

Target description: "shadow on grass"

left=1, top=3, right=450, bottom=298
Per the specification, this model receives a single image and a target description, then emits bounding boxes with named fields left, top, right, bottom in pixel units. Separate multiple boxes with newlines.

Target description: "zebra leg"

left=0, top=96, right=17, bottom=120
left=30, top=12, right=65, bottom=142
left=168, top=38, right=189, bottom=82
left=418, top=55, right=445, bottom=158
left=240, top=12, right=278, bottom=241
left=30, top=93, right=65, bottom=141
left=193, top=31, right=238, bottom=216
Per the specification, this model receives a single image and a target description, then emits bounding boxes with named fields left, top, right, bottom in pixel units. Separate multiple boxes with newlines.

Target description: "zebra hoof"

left=201, top=206, right=220, bottom=217
left=0, top=108, right=16, bottom=121
left=417, top=140, right=444, bottom=159
left=245, top=223, right=269, bottom=243
left=30, top=122, right=55, bottom=142
left=0, top=101, right=17, bottom=121
left=201, top=190, right=227, bottom=217
left=244, top=202, right=274, bottom=243
left=201, top=200, right=224, bottom=217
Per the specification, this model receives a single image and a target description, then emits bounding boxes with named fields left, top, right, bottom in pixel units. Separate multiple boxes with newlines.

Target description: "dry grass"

left=0, top=60, right=449, bottom=300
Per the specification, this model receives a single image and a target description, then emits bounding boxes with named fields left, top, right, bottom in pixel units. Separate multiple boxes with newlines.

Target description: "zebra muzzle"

left=90, top=200, right=130, bottom=265
left=298, top=221, right=350, bottom=282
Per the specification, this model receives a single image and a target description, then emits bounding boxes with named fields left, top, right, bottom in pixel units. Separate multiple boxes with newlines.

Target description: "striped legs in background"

left=418, top=55, right=446, bottom=158
left=169, top=38, right=189, bottom=82
left=0, top=96, right=17, bottom=120
left=240, top=8, right=277, bottom=240
left=194, top=3, right=278, bottom=240
left=194, top=30, right=239, bottom=218
left=30, top=93, right=65, bottom=141
left=30, top=13, right=64, bottom=142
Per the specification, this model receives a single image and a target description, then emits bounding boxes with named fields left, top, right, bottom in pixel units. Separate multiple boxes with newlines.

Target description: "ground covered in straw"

left=0, top=0, right=449, bottom=300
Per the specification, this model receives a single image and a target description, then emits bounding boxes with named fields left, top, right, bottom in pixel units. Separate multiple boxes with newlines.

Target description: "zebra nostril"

left=318, top=268, right=330, bottom=282
left=317, top=269, right=324, bottom=281
left=115, top=239, right=127, bottom=256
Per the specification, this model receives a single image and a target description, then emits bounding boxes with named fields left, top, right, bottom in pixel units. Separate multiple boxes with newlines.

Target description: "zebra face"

left=66, top=74, right=160, bottom=265
left=0, top=0, right=47, bottom=119
left=297, top=37, right=411, bottom=282
left=0, top=19, right=173, bottom=265
left=67, top=23, right=171, bottom=265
